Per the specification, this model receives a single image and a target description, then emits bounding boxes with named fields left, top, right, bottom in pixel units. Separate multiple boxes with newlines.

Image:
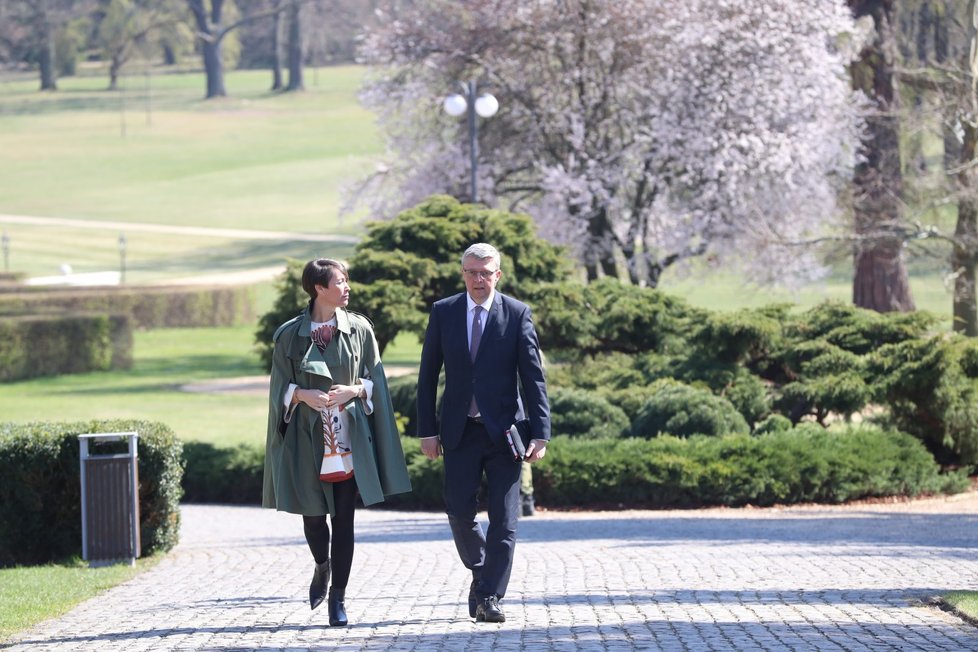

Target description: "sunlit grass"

left=0, top=557, right=159, bottom=642
left=0, top=67, right=378, bottom=282
left=0, top=323, right=422, bottom=447
left=942, top=591, right=978, bottom=623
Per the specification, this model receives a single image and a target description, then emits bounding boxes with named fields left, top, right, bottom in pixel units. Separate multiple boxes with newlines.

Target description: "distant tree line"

left=0, top=0, right=382, bottom=96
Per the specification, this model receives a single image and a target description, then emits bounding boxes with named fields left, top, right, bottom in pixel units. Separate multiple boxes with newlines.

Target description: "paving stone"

left=4, top=494, right=978, bottom=651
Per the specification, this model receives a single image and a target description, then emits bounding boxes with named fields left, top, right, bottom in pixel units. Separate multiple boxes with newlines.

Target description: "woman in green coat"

left=263, top=258, right=411, bottom=626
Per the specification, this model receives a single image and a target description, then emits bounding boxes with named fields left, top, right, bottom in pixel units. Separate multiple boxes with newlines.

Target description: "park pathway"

left=3, top=493, right=978, bottom=651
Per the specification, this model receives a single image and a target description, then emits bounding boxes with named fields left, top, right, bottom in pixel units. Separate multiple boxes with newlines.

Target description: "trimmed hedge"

left=0, top=313, right=133, bottom=382
left=532, top=426, right=970, bottom=509
left=180, top=425, right=968, bottom=511
left=0, top=420, right=184, bottom=567
left=0, top=285, right=254, bottom=329
left=181, top=441, right=264, bottom=503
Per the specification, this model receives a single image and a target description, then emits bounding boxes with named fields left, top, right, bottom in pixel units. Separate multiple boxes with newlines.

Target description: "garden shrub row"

left=529, top=426, right=969, bottom=508
left=0, top=313, right=133, bottom=382
left=0, top=420, right=184, bottom=567
left=0, top=284, right=254, bottom=329
left=528, top=290, right=978, bottom=468
left=175, top=424, right=968, bottom=510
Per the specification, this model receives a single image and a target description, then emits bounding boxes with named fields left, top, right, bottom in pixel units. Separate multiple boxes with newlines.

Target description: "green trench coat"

left=262, top=307, right=411, bottom=516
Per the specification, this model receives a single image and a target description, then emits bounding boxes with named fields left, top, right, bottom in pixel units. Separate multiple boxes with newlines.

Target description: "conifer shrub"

left=871, top=336, right=978, bottom=466
left=630, top=379, right=750, bottom=438
left=548, top=387, right=630, bottom=438
left=532, top=426, right=968, bottom=508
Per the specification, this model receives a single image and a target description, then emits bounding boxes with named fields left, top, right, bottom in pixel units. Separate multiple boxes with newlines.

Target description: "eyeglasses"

left=463, top=269, right=498, bottom=280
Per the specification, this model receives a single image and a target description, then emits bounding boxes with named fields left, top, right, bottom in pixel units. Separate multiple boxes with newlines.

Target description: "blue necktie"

left=468, top=306, right=483, bottom=417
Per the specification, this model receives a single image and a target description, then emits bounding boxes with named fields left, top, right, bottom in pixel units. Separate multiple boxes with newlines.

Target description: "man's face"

left=462, top=256, right=501, bottom=305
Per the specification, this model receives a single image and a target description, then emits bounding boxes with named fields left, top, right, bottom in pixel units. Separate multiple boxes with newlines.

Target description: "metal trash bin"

left=79, top=431, right=140, bottom=567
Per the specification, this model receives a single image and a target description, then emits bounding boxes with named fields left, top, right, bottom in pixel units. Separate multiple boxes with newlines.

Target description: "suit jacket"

left=417, top=291, right=551, bottom=451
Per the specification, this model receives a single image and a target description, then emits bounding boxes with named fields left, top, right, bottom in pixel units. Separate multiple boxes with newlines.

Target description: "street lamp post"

left=443, top=80, right=499, bottom=203
left=118, top=233, right=127, bottom=284
left=1, top=231, right=9, bottom=273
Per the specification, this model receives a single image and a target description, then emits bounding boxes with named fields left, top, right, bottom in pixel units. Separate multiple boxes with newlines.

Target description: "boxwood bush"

left=0, top=419, right=184, bottom=567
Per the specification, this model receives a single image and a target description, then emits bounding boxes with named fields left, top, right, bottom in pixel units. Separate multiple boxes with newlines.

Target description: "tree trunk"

left=952, top=5, right=978, bottom=335
left=285, top=0, right=304, bottom=92
left=188, top=0, right=227, bottom=99
left=38, top=22, right=57, bottom=91
left=202, top=38, right=226, bottom=98
left=582, top=207, right=618, bottom=281
left=162, top=43, right=177, bottom=66
left=108, top=54, right=122, bottom=91
left=849, top=0, right=916, bottom=312
left=270, top=0, right=284, bottom=91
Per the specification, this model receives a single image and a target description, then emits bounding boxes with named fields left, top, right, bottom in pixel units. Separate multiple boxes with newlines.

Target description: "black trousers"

left=302, top=476, right=357, bottom=590
left=443, top=418, right=521, bottom=600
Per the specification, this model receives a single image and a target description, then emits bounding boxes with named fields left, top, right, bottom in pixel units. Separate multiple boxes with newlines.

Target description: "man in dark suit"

left=417, top=242, right=552, bottom=623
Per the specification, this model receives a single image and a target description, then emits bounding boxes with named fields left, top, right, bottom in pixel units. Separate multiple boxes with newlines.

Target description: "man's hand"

left=524, top=439, right=548, bottom=462
left=420, top=436, right=442, bottom=460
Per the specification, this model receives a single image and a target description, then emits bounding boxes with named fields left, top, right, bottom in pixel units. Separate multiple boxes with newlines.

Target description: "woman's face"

left=317, top=270, right=350, bottom=309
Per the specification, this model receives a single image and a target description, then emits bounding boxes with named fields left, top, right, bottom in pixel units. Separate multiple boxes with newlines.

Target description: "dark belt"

left=466, top=415, right=484, bottom=424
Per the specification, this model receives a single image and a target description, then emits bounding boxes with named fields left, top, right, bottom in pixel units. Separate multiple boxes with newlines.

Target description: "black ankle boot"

left=309, top=559, right=330, bottom=610
left=328, top=587, right=348, bottom=626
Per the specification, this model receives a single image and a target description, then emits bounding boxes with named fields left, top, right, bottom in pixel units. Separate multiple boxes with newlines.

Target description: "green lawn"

left=0, top=66, right=379, bottom=283
left=943, top=591, right=978, bottom=624
left=663, top=269, right=954, bottom=325
left=0, top=324, right=423, bottom=446
left=0, top=557, right=158, bottom=642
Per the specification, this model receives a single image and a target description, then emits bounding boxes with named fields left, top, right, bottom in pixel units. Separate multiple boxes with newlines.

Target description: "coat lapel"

left=291, top=307, right=351, bottom=382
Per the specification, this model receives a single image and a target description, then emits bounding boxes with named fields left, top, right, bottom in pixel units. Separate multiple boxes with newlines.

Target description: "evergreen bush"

left=532, top=426, right=968, bottom=508
left=631, top=379, right=750, bottom=438
left=548, top=387, right=630, bottom=438
left=0, top=420, right=184, bottom=567
left=871, top=336, right=978, bottom=466
left=181, top=442, right=264, bottom=504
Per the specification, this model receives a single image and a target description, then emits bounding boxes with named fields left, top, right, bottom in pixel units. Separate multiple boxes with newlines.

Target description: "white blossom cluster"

left=357, top=0, right=865, bottom=286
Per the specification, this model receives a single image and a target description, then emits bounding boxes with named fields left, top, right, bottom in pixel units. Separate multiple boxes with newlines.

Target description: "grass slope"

left=0, top=66, right=377, bottom=282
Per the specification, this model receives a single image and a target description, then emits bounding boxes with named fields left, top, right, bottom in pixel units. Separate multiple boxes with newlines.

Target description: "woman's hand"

left=326, top=384, right=361, bottom=407
left=295, top=388, right=331, bottom=411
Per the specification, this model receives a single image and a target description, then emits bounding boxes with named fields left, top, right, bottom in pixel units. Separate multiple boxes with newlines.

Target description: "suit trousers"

left=443, top=418, right=521, bottom=600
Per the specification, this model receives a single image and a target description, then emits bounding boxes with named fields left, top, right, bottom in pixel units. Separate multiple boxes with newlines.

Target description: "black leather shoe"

left=468, top=579, right=478, bottom=618
left=328, top=587, right=348, bottom=626
left=475, top=595, right=505, bottom=623
left=309, top=559, right=330, bottom=610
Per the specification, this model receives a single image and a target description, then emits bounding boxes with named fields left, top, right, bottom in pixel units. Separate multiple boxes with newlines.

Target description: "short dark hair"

left=301, top=258, right=348, bottom=301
